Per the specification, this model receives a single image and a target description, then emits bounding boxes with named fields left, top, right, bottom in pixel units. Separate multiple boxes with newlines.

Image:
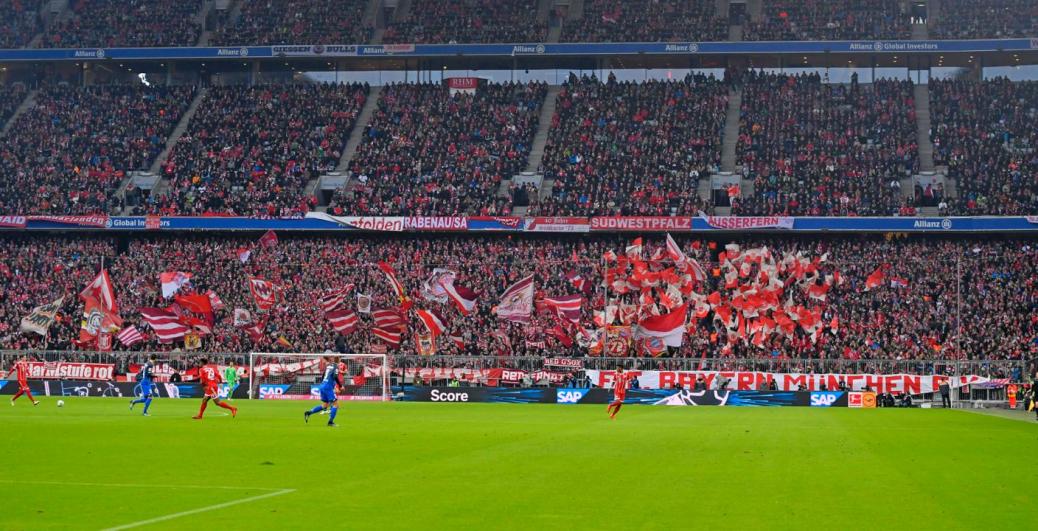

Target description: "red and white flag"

left=81, top=269, right=117, bottom=312
left=116, top=325, right=145, bottom=347
left=236, top=247, right=252, bottom=264
left=565, top=270, right=587, bottom=292
left=415, top=308, right=447, bottom=338
left=441, top=279, right=479, bottom=315
left=139, top=307, right=190, bottom=343
left=496, top=275, right=535, bottom=323
left=372, top=309, right=405, bottom=330
left=326, top=309, right=359, bottom=334
left=159, top=271, right=192, bottom=299
left=377, top=261, right=408, bottom=304
left=357, top=293, right=372, bottom=313
left=248, top=277, right=279, bottom=310
left=625, top=238, right=643, bottom=259
left=864, top=267, right=885, bottom=291
left=449, top=334, right=466, bottom=350
left=259, top=230, right=278, bottom=248
left=320, top=284, right=355, bottom=313
left=373, top=327, right=402, bottom=346
left=665, top=233, right=686, bottom=263
left=543, top=294, right=582, bottom=323
left=205, top=290, right=225, bottom=311
left=635, top=303, right=688, bottom=347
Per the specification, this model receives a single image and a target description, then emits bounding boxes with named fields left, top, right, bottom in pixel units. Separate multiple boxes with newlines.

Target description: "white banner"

left=586, top=370, right=989, bottom=395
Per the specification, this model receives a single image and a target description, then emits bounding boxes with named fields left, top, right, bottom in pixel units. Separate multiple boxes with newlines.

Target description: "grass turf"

left=1, top=398, right=1036, bottom=530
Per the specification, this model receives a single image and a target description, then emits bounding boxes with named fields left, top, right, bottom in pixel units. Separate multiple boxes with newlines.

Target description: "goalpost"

left=248, top=353, right=390, bottom=401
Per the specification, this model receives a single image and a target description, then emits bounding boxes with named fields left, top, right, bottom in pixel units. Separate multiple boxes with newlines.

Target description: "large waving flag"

left=415, top=308, right=447, bottom=338
left=159, top=271, right=192, bottom=299
left=20, top=296, right=64, bottom=336
left=635, top=303, right=688, bottom=348
left=441, top=279, right=479, bottom=315
left=377, top=261, right=409, bottom=307
left=495, top=275, right=534, bottom=323
left=248, top=277, right=279, bottom=311
left=326, top=309, right=359, bottom=334
left=665, top=233, right=686, bottom=263
left=139, top=307, right=190, bottom=343
left=543, top=294, right=582, bottom=323
left=81, top=269, right=117, bottom=312
left=320, top=284, right=355, bottom=313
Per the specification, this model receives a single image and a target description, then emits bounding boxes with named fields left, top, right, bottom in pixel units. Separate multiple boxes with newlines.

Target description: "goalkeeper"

left=224, top=360, right=240, bottom=400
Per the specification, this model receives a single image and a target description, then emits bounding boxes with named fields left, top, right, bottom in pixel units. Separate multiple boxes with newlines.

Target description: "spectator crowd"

left=41, top=0, right=203, bottom=48
left=929, top=78, right=1038, bottom=215
left=533, top=73, right=725, bottom=216
left=0, top=84, right=195, bottom=215
left=152, top=83, right=368, bottom=218
left=212, top=0, right=372, bottom=46
left=930, top=0, right=1037, bottom=39
left=0, top=233, right=1036, bottom=367
left=734, top=71, right=918, bottom=216
left=383, top=0, right=546, bottom=44
left=330, top=81, right=546, bottom=217
left=562, top=0, right=728, bottom=43
left=0, top=0, right=42, bottom=49
left=744, top=0, right=910, bottom=41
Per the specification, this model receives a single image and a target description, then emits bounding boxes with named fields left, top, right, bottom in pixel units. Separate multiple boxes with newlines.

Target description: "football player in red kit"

left=606, top=367, right=628, bottom=419
left=8, top=356, right=39, bottom=406
left=192, top=358, right=237, bottom=419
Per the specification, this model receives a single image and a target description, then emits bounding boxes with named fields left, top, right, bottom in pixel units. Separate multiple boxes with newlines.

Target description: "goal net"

left=248, top=353, right=390, bottom=401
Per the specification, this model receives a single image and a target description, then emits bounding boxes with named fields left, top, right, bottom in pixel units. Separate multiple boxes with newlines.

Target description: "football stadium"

left=1, top=0, right=1038, bottom=529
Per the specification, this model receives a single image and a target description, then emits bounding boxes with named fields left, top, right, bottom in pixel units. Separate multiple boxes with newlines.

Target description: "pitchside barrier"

left=1, top=351, right=1031, bottom=408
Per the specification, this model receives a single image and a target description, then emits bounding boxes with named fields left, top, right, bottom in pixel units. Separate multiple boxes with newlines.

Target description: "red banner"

left=0, top=215, right=27, bottom=228
left=25, top=362, right=115, bottom=381
left=525, top=217, right=590, bottom=233
left=447, top=77, right=479, bottom=90
left=27, top=215, right=110, bottom=227
left=590, top=217, right=692, bottom=232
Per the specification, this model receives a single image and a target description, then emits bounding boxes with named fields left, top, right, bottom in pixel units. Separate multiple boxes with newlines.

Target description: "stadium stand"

left=930, top=0, right=1038, bottom=39
left=152, top=83, right=369, bottom=218
left=383, top=0, right=547, bottom=44
left=1, top=234, right=1034, bottom=364
left=0, top=84, right=28, bottom=128
left=41, top=0, right=203, bottom=48
left=329, top=82, right=547, bottom=216
left=929, top=78, right=1038, bottom=215
left=212, top=0, right=372, bottom=46
left=0, top=84, right=196, bottom=215
left=531, top=74, right=726, bottom=216
left=561, top=0, right=728, bottom=43
left=743, top=0, right=911, bottom=41
left=733, top=72, right=918, bottom=216
left=0, top=0, right=42, bottom=49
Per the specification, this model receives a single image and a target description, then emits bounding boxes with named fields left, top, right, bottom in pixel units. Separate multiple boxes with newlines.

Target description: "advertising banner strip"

left=0, top=39, right=1035, bottom=62
left=4, top=215, right=1038, bottom=233
left=586, top=370, right=989, bottom=395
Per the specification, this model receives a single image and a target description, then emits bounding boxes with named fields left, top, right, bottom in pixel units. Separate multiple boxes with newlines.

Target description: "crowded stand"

left=561, top=0, right=728, bottom=43
left=1, top=233, right=1035, bottom=367
left=0, top=84, right=195, bottom=215
left=532, top=74, right=726, bottom=216
left=0, top=84, right=28, bottom=127
left=0, top=0, right=42, bottom=49
left=930, top=0, right=1037, bottom=39
left=150, top=83, right=369, bottom=218
left=329, top=82, right=546, bottom=217
left=734, top=72, right=918, bottom=216
left=212, top=0, right=372, bottom=47
left=929, top=78, right=1038, bottom=215
left=41, top=0, right=203, bottom=49
left=743, top=0, right=910, bottom=41
left=382, top=0, right=546, bottom=44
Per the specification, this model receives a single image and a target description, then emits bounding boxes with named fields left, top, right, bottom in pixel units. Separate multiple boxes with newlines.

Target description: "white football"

left=57, top=400, right=65, bottom=408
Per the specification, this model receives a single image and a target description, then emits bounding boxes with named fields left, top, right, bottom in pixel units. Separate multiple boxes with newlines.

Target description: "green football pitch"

left=1, top=398, right=1036, bottom=530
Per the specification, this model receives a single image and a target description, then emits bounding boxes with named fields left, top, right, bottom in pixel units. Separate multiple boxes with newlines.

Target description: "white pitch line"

left=101, top=488, right=295, bottom=531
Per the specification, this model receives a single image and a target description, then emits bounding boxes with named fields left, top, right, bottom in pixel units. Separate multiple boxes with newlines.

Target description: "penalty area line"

left=101, top=488, right=296, bottom=531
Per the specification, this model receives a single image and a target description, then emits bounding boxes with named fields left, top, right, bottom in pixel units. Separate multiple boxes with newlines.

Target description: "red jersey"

left=12, top=360, right=28, bottom=384
left=199, top=364, right=221, bottom=392
left=613, top=372, right=629, bottom=400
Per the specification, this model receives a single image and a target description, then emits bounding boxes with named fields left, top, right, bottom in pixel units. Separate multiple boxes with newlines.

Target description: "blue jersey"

left=320, top=364, right=339, bottom=392
left=139, top=362, right=153, bottom=383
